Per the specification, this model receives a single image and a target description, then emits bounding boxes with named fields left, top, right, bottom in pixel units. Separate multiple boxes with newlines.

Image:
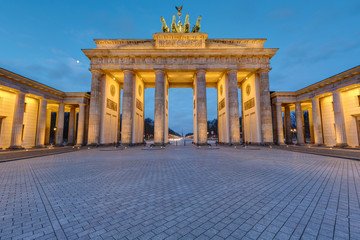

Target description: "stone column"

left=195, top=70, right=208, bottom=145
left=117, top=89, right=122, bottom=144
left=272, top=104, right=278, bottom=143
left=36, top=99, right=47, bottom=147
left=259, top=70, right=274, bottom=144
left=333, top=91, right=347, bottom=146
left=44, top=109, right=51, bottom=145
left=295, top=102, right=305, bottom=145
left=228, top=70, right=240, bottom=144
left=87, top=70, right=103, bottom=145
left=84, top=105, right=89, bottom=145
left=121, top=70, right=134, bottom=145
left=10, top=92, right=26, bottom=149
left=308, top=108, right=315, bottom=144
left=311, top=97, right=323, bottom=145
left=284, top=105, right=292, bottom=144
left=68, top=106, right=75, bottom=145
left=76, top=104, right=86, bottom=146
left=55, top=103, right=65, bottom=146
left=240, top=82, right=245, bottom=143
left=275, top=103, right=284, bottom=145
left=154, top=70, right=165, bottom=145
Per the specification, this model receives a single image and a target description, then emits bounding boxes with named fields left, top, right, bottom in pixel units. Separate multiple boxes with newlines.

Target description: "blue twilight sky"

left=1, top=0, right=359, bottom=134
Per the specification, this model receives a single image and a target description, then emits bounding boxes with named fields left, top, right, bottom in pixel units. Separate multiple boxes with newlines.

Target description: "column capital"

left=122, top=69, right=134, bottom=74
left=154, top=69, right=166, bottom=74
left=332, top=89, right=342, bottom=94
left=311, top=95, right=321, bottom=100
left=195, top=69, right=207, bottom=74
left=227, top=69, right=238, bottom=74
left=275, top=102, right=282, bottom=106
left=89, top=69, right=103, bottom=74
left=12, top=90, right=27, bottom=96
left=258, top=68, right=271, bottom=73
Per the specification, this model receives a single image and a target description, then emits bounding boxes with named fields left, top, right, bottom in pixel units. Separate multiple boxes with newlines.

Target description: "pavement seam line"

left=28, top=162, right=69, bottom=240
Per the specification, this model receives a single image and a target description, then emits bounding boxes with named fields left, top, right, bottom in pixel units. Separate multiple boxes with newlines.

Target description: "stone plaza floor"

left=0, top=146, right=359, bottom=240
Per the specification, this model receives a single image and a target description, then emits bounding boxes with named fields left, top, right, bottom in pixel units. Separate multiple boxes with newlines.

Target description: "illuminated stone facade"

left=82, top=33, right=278, bottom=145
left=271, top=65, right=360, bottom=147
left=1, top=32, right=357, bottom=149
left=0, top=68, right=90, bottom=149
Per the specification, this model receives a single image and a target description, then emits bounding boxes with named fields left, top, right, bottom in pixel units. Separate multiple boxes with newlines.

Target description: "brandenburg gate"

left=82, top=10, right=277, bottom=146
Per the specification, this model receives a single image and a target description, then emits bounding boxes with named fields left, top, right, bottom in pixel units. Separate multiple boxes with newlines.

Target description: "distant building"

left=271, top=65, right=360, bottom=147
left=0, top=68, right=89, bottom=149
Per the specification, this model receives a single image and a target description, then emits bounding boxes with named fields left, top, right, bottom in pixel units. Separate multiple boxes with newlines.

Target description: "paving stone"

left=0, top=146, right=358, bottom=239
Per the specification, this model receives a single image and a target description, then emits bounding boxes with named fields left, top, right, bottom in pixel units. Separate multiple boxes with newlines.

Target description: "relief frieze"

left=106, top=98, right=117, bottom=111
left=92, top=56, right=270, bottom=66
left=244, top=98, right=255, bottom=111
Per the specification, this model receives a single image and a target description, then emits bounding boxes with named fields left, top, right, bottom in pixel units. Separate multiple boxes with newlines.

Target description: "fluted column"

left=308, top=109, right=314, bottom=144
left=76, top=104, right=86, bottom=146
left=121, top=70, right=134, bottom=145
left=258, top=70, right=273, bottom=144
left=10, top=92, right=26, bottom=149
left=275, top=103, right=284, bottom=145
left=36, top=99, right=47, bottom=147
left=44, top=109, right=51, bottom=145
left=117, top=89, right=122, bottom=144
left=68, top=106, right=75, bottom=145
left=228, top=70, right=240, bottom=144
left=55, top=103, right=65, bottom=146
left=333, top=91, right=347, bottom=146
left=311, top=97, right=323, bottom=145
left=295, top=102, right=304, bottom=145
left=195, top=70, right=208, bottom=145
left=284, top=105, right=292, bottom=144
left=240, top=82, right=245, bottom=143
left=154, top=70, right=165, bottom=145
left=87, top=70, right=104, bottom=145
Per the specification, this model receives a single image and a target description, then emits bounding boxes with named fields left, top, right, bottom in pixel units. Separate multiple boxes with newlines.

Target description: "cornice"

left=271, top=65, right=360, bottom=100
left=0, top=68, right=64, bottom=97
left=0, top=67, right=90, bottom=102
left=294, top=65, right=360, bottom=96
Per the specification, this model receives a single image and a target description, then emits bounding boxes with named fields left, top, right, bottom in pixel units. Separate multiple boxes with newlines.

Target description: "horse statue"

left=160, top=17, right=170, bottom=33
left=191, top=16, right=201, bottom=33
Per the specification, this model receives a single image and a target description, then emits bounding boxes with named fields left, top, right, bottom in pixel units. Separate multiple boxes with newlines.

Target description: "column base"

left=312, top=143, right=323, bottom=147
left=336, top=143, right=348, bottom=148
left=153, top=142, right=166, bottom=147
left=196, top=143, right=211, bottom=146
left=230, top=142, right=242, bottom=146
left=87, top=143, right=100, bottom=147
left=8, top=146, right=24, bottom=150
left=35, top=145, right=46, bottom=148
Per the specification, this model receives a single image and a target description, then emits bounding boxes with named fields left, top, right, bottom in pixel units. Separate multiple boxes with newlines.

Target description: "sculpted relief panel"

left=157, top=39, right=203, bottom=48
left=153, top=33, right=207, bottom=49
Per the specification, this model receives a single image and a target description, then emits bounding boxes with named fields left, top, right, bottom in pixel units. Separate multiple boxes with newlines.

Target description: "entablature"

left=0, top=68, right=90, bottom=104
left=271, top=65, right=360, bottom=103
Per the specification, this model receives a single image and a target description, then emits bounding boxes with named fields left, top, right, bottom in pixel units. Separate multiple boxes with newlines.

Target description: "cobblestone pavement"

left=0, top=146, right=359, bottom=240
